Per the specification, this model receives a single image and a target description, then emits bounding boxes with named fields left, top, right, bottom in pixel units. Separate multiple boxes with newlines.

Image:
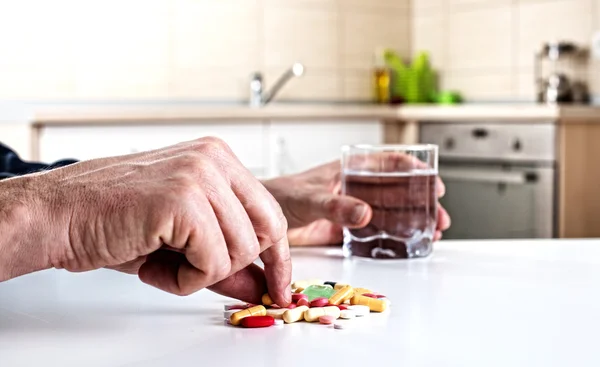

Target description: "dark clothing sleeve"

left=0, top=143, right=77, bottom=180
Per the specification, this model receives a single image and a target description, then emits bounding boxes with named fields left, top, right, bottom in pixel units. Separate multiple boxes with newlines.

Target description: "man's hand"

left=0, top=137, right=291, bottom=306
left=263, top=160, right=451, bottom=246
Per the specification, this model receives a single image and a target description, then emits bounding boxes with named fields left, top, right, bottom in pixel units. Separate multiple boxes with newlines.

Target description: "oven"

left=420, top=122, right=556, bottom=239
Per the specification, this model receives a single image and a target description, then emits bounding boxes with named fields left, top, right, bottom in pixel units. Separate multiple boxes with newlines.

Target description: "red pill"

left=310, top=297, right=329, bottom=308
left=292, top=293, right=308, bottom=302
left=297, top=298, right=310, bottom=307
left=376, top=294, right=387, bottom=299
left=287, top=303, right=298, bottom=309
left=363, top=293, right=378, bottom=299
left=326, top=303, right=348, bottom=311
left=241, top=316, right=275, bottom=328
left=319, top=315, right=335, bottom=325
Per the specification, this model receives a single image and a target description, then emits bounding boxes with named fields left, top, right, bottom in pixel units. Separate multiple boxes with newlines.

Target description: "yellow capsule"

left=353, top=288, right=373, bottom=296
left=262, top=293, right=274, bottom=306
left=229, top=305, right=267, bottom=326
left=334, top=283, right=349, bottom=290
left=294, top=287, right=305, bottom=293
left=304, top=306, right=341, bottom=322
left=350, top=294, right=387, bottom=312
left=283, top=305, right=309, bottom=324
left=328, top=285, right=354, bottom=305
left=266, top=308, right=288, bottom=320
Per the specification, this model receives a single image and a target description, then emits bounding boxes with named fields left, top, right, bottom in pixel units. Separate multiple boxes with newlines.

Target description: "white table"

left=2, top=239, right=600, bottom=367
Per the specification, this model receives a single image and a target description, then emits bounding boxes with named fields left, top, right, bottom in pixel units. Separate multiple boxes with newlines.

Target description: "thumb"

left=312, top=193, right=372, bottom=228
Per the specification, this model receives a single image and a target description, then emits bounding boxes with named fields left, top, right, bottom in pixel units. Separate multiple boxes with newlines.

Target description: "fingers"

left=226, top=159, right=292, bottom=306
left=311, top=193, right=372, bottom=228
left=259, top=235, right=292, bottom=306
left=203, top=169, right=261, bottom=275
left=208, top=264, right=268, bottom=305
left=437, top=205, right=451, bottom=231
left=140, top=197, right=230, bottom=296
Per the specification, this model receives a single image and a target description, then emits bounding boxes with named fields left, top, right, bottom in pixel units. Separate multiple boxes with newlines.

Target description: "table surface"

left=2, top=239, right=600, bottom=367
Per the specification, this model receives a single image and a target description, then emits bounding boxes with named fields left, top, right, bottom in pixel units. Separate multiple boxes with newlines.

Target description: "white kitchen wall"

left=413, top=0, right=600, bottom=102
left=0, top=0, right=411, bottom=102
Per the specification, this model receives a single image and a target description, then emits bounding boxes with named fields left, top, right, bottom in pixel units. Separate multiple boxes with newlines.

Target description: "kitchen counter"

left=2, top=239, right=600, bottom=367
left=2, top=103, right=597, bottom=126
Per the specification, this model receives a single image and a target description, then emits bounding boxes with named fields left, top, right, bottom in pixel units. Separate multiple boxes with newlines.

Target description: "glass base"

left=343, top=233, right=433, bottom=259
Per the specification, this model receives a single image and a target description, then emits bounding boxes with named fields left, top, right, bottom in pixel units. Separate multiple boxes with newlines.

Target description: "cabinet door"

left=268, top=120, right=383, bottom=177
left=39, top=122, right=269, bottom=177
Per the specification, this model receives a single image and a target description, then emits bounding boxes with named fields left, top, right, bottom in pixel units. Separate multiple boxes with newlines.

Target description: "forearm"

left=0, top=175, right=51, bottom=281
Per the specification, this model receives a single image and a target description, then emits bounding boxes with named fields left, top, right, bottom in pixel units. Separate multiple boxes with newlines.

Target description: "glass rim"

left=342, top=144, right=439, bottom=152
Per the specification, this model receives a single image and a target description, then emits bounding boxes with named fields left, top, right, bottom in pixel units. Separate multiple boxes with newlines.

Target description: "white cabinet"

left=267, top=120, right=383, bottom=177
left=38, top=119, right=385, bottom=179
left=39, top=122, right=269, bottom=177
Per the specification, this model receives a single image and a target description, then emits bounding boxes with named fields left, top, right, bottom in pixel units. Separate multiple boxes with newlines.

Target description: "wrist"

left=0, top=175, right=52, bottom=281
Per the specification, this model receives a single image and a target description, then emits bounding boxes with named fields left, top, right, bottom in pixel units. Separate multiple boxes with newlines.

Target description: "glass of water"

left=341, top=144, right=439, bottom=259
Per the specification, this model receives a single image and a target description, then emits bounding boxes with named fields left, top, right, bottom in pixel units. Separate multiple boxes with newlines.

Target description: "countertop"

left=2, top=239, right=600, bottom=366
left=2, top=103, right=599, bottom=126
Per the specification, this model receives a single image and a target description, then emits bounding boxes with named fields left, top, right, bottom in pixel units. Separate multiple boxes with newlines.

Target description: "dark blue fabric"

left=0, top=143, right=77, bottom=180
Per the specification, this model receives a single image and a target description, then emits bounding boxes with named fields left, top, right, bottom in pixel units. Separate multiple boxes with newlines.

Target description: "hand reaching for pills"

left=0, top=137, right=291, bottom=306
left=263, top=159, right=451, bottom=246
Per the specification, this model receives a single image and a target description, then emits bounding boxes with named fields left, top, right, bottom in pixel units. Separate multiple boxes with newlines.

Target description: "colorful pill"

left=294, top=287, right=305, bottom=293
left=334, top=283, right=349, bottom=290
left=283, top=305, right=309, bottom=324
left=262, top=293, right=274, bottom=306
left=326, top=303, right=348, bottom=310
left=224, top=304, right=248, bottom=311
left=310, top=297, right=329, bottom=308
left=324, top=281, right=337, bottom=288
left=304, top=306, right=341, bottom=322
left=334, top=321, right=351, bottom=330
left=224, top=309, right=238, bottom=319
left=292, top=279, right=322, bottom=291
left=287, top=303, right=298, bottom=309
left=319, top=315, right=335, bottom=325
left=230, top=305, right=267, bottom=326
left=292, top=293, right=308, bottom=302
left=350, top=294, right=387, bottom=312
left=266, top=308, right=288, bottom=319
left=340, top=310, right=355, bottom=319
left=292, top=280, right=308, bottom=290
left=241, top=316, right=275, bottom=328
left=352, top=288, right=373, bottom=296
left=328, top=285, right=354, bottom=306
left=362, top=293, right=378, bottom=299
left=347, top=305, right=370, bottom=317
left=297, top=298, right=310, bottom=307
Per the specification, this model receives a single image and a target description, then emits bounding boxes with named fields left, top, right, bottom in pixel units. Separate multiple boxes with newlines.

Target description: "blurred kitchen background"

left=2, top=0, right=600, bottom=240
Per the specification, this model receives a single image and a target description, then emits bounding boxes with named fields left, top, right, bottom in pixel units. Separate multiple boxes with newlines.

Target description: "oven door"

left=439, top=164, right=555, bottom=239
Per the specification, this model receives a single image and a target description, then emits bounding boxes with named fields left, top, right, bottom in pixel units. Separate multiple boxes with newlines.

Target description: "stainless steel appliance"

left=535, top=41, right=589, bottom=104
left=420, top=122, right=556, bottom=239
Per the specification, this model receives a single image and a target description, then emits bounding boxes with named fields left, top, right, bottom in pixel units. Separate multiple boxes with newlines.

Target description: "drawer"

left=39, top=122, right=268, bottom=177
left=419, top=122, right=556, bottom=162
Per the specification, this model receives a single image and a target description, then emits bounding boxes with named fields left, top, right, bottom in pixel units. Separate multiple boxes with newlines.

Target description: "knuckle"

left=198, top=136, right=231, bottom=155
left=268, top=207, right=288, bottom=245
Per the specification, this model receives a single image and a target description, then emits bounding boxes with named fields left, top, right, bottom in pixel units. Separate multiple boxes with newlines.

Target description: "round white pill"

left=340, top=310, right=355, bottom=319
left=334, top=321, right=351, bottom=330
left=274, top=319, right=284, bottom=327
left=347, top=305, right=370, bottom=317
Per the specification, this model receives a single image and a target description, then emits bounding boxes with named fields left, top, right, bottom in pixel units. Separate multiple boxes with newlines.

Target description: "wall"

left=413, top=0, right=600, bottom=102
left=0, top=0, right=410, bottom=102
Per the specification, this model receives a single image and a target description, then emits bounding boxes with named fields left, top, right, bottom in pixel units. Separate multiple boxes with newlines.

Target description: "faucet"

left=249, top=63, right=305, bottom=107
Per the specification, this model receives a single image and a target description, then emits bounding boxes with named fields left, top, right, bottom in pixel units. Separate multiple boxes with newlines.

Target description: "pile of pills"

left=222, top=279, right=390, bottom=330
